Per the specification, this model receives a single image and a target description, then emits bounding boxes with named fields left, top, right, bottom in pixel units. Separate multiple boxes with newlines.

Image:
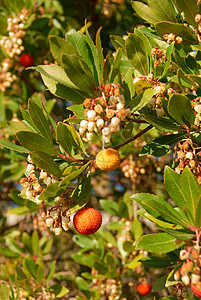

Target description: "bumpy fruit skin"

left=73, top=208, right=102, bottom=235
left=19, top=54, right=34, bottom=67
left=191, top=282, right=201, bottom=298
left=95, top=148, right=120, bottom=171
left=137, top=282, right=151, bottom=295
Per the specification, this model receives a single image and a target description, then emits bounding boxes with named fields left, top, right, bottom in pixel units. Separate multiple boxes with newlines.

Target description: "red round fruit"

left=73, top=208, right=102, bottom=235
left=191, top=282, right=201, bottom=298
left=19, top=54, right=34, bottom=67
left=137, top=282, right=151, bottom=295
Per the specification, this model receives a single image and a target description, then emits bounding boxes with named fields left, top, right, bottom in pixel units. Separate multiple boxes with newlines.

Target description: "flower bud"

left=116, top=103, right=124, bottom=110
left=102, top=127, right=111, bottom=136
left=26, top=164, right=35, bottom=173
left=97, top=118, right=104, bottom=128
left=186, top=152, right=193, bottom=160
left=88, top=121, right=96, bottom=131
left=40, top=170, right=48, bottom=179
left=87, top=110, right=96, bottom=121
left=111, top=117, right=120, bottom=126
left=181, top=274, right=190, bottom=285
left=55, top=227, right=62, bottom=236
left=86, top=132, right=93, bottom=141
left=192, top=274, right=201, bottom=285
left=80, top=120, right=88, bottom=129
left=44, top=177, right=52, bottom=186
left=194, top=104, right=201, bottom=113
left=46, top=218, right=54, bottom=227
left=180, top=250, right=188, bottom=260
left=26, top=189, right=33, bottom=199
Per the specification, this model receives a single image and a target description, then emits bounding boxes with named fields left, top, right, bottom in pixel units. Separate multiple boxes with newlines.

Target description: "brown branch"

left=114, top=124, right=154, bottom=150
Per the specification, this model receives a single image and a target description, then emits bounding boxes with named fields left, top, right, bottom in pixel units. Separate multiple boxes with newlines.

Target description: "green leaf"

left=76, top=277, right=91, bottom=295
left=6, top=121, right=33, bottom=135
left=133, top=88, right=157, bottom=112
left=126, top=34, right=149, bottom=76
left=110, top=48, right=122, bottom=82
left=31, top=231, right=40, bottom=256
left=0, top=139, right=29, bottom=153
left=0, top=283, right=10, bottom=300
left=99, top=199, right=119, bottom=216
left=195, top=196, right=201, bottom=228
left=123, top=68, right=135, bottom=103
left=161, top=42, right=175, bottom=78
left=46, top=260, right=56, bottom=281
left=24, top=257, right=37, bottom=278
left=36, top=266, right=45, bottom=284
left=33, top=65, right=89, bottom=103
left=131, top=193, right=189, bottom=228
left=56, top=122, right=73, bottom=156
left=70, top=172, right=91, bottom=212
left=67, top=104, right=86, bottom=119
left=28, top=99, right=52, bottom=143
left=181, top=167, right=201, bottom=224
left=155, top=22, right=197, bottom=43
left=175, top=0, right=198, bottom=27
left=168, top=94, right=195, bottom=126
left=118, top=201, right=129, bottom=219
left=15, top=266, right=27, bottom=280
left=73, top=235, right=94, bottom=249
left=96, top=27, right=104, bottom=72
left=164, top=166, right=188, bottom=211
left=7, top=205, right=38, bottom=215
left=49, top=35, right=79, bottom=65
left=61, top=54, right=97, bottom=97
left=134, top=233, right=182, bottom=253
left=126, top=254, right=144, bottom=269
left=59, top=161, right=91, bottom=187
left=142, top=110, right=182, bottom=132
left=131, top=1, right=163, bottom=24
left=16, top=131, right=57, bottom=155
left=22, top=232, right=32, bottom=254
left=140, top=133, right=186, bottom=157
left=152, top=275, right=167, bottom=292
left=140, top=256, right=176, bottom=268
left=38, top=182, right=67, bottom=202
left=30, top=151, right=61, bottom=177
left=72, top=253, right=93, bottom=268
left=0, top=247, right=19, bottom=258
left=133, top=218, right=143, bottom=240
left=122, top=121, right=133, bottom=139
left=49, top=284, right=69, bottom=298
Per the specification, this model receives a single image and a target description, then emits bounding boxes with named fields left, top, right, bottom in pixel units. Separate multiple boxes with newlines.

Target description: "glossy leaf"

left=175, top=0, right=198, bottom=27
left=0, top=139, right=29, bottom=153
left=61, top=54, right=97, bottom=97
left=49, top=284, right=69, bottom=298
left=56, top=122, right=73, bottom=156
left=16, top=131, right=57, bottom=155
left=126, top=34, right=149, bottom=75
left=140, top=256, right=176, bottom=268
left=140, top=133, right=186, bottom=157
left=28, top=99, right=52, bottom=143
left=24, top=257, right=37, bottom=278
left=161, top=42, right=175, bottom=78
left=70, top=172, right=91, bottom=212
left=181, top=167, right=201, bottom=223
left=109, top=48, right=122, bottom=82
left=30, top=151, right=62, bottom=177
left=134, top=233, right=182, bottom=253
left=132, top=88, right=157, bottom=112
left=49, top=35, right=78, bottom=65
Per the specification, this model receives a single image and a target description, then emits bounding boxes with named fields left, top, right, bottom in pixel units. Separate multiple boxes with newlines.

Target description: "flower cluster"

left=195, top=14, right=201, bottom=34
left=174, top=140, right=201, bottom=184
left=0, top=58, right=18, bottom=92
left=79, top=83, right=131, bottom=143
left=163, top=33, right=183, bottom=44
left=174, top=247, right=201, bottom=298
left=92, top=277, right=122, bottom=299
left=19, top=155, right=72, bottom=235
left=0, top=8, right=29, bottom=58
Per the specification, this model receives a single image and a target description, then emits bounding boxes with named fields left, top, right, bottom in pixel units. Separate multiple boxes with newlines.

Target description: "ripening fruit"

left=95, top=148, right=120, bottom=171
left=191, top=282, right=201, bottom=298
left=137, top=282, right=152, bottom=295
left=73, top=208, right=102, bottom=235
left=19, top=53, right=34, bottom=67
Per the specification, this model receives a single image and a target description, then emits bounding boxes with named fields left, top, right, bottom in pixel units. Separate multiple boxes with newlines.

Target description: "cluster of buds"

left=0, top=58, right=18, bottom=92
left=20, top=155, right=58, bottom=204
left=163, top=33, right=183, bottom=44
left=151, top=47, right=167, bottom=69
left=173, top=247, right=201, bottom=298
left=120, top=148, right=167, bottom=190
left=117, top=218, right=133, bottom=243
left=43, top=201, right=71, bottom=236
left=195, top=14, right=201, bottom=34
left=0, top=8, right=30, bottom=57
left=92, top=277, right=122, bottom=299
left=174, top=140, right=201, bottom=184
left=192, top=97, right=201, bottom=128
left=79, top=83, right=131, bottom=143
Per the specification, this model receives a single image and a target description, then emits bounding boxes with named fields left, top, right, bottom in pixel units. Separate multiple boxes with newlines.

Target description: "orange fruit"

left=137, top=282, right=151, bottom=295
left=73, top=208, right=102, bottom=235
left=95, top=148, right=120, bottom=171
left=19, top=54, right=34, bottom=67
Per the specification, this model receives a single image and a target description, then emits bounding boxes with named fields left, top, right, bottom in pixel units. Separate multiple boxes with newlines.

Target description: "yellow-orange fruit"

left=73, top=208, right=102, bottom=235
left=95, top=148, right=120, bottom=171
